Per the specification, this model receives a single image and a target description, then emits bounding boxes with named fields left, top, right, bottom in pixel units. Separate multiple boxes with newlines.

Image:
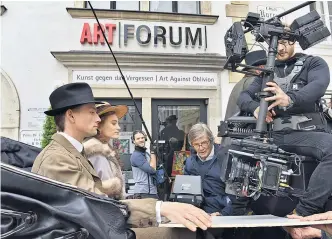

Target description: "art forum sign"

left=80, top=22, right=207, bottom=48
left=72, top=71, right=218, bottom=87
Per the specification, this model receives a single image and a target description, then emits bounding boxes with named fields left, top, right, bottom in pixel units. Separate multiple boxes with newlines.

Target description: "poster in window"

left=113, top=139, right=130, bottom=154
left=171, top=151, right=190, bottom=176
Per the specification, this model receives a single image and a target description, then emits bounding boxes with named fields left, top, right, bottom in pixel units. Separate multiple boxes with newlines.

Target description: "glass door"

left=152, top=99, right=207, bottom=172
left=152, top=99, right=207, bottom=200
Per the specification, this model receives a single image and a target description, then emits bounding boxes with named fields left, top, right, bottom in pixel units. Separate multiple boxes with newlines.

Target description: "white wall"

left=1, top=1, right=232, bottom=141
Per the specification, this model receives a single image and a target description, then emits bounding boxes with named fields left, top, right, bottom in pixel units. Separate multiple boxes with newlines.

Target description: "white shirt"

left=58, top=132, right=83, bottom=153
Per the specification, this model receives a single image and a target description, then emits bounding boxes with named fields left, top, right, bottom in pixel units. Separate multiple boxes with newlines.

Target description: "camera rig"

left=219, top=1, right=331, bottom=199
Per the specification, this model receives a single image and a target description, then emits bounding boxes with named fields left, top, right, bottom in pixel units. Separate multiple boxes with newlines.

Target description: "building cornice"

left=51, top=51, right=226, bottom=71
left=66, top=8, right=219, bottom=25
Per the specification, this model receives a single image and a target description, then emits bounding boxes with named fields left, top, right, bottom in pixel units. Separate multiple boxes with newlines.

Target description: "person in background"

left=161, top=115, right=185, bottom=152
left=184, top=123, right=231, bottom=216
left=224, top=50, right=267, bottom=121
left=160, top=115, right=186, bottom=200
left=130, top=130, right=158, bottom=199
left=83, top=101, right=128, bottom=199
left=222, top=50, right=267, bottom=147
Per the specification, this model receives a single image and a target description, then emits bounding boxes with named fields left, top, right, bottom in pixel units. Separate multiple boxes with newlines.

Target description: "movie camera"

left=219, top=1, right=330, bottom=199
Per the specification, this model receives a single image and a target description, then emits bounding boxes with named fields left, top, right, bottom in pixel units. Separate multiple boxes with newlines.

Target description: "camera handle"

left=255, top=33, right=279, bottom=134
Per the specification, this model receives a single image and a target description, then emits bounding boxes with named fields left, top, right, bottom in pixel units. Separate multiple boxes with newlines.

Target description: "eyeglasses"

left=192, top=140, right=210, bottom=149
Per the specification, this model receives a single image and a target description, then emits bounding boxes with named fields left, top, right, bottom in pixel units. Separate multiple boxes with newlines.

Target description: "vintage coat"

left=31, top=133, right=157, bottom=228
left=83, top=137, right=125, bottom=199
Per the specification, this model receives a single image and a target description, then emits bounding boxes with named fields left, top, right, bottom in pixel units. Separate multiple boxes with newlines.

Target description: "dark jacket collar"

left=134, top=145, right=147, bottom=153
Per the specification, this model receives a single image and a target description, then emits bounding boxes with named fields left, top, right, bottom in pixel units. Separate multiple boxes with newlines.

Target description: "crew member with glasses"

left=184, top=123, right=232, bottom=216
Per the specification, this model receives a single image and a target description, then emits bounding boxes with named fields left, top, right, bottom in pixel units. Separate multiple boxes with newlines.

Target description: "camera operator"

left=237, top=33, right=332, bottom=222
left=130, top=130, right=158, bottom=199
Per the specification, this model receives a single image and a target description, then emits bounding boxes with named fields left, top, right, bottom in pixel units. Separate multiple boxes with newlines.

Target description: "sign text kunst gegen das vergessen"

left=73, top=71, right=218, bottom=86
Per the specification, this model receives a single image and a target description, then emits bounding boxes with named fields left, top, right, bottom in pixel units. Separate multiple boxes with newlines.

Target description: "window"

left=310, top=1, right=332, bottom=42
left=86, top=1, right=200, bottom=14
left=86, top=1, right=140, bottom=11
left=150, top=1, right=200, bottom=14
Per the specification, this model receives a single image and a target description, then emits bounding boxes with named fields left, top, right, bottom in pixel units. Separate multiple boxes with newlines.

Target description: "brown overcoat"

left=32, top=133, right=157, bottom=228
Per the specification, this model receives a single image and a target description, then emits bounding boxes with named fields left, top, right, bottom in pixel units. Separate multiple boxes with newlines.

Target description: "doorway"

left=152, top=99, right=208, bottom=143
left=151, top=99, right=207, bottom=200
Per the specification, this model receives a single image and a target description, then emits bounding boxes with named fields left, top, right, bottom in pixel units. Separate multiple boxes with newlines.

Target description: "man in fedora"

left=32, top=82, right=211, bottom=236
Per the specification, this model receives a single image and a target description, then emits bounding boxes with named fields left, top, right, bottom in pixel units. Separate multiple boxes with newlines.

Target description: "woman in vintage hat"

left=83, top=102, right=128, bottom=199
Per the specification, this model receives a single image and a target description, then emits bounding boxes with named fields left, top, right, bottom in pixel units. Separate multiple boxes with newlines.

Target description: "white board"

left=159, top=214, right=332, bottom=228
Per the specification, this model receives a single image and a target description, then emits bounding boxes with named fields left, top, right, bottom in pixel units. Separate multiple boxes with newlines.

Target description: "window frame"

left=84, top=1, right=141, bottom=11
left=110, top=1, right=141, bottom=11
left=149, top=1, right=201, bottom=15
left=85, top=1, right=201, bottom=15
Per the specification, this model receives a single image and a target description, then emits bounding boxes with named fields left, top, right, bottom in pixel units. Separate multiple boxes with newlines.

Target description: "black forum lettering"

left=154, top=26, right=166, bottom=46
left=136, top=25, right=151, bottom=45
left=169, top=26, right=182, bottom=46
left=124, top=24, right=134, bottom=45
left=185, top=27, right=202, bottom=47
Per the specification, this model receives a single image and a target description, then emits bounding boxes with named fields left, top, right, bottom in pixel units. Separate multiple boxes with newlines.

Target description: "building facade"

left=2, top=1, right=332, bottom=152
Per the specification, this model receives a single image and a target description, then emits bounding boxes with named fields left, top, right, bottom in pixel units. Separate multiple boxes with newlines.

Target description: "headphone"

left=131, top=130, right=148, bottom=143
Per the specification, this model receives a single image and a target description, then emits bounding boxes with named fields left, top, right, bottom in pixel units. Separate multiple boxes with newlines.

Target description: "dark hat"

left=166, top=115, right=178, bottom=122
left=44, top=83, right=103, bottom=116
left=244, top=50, right=267, bottom=67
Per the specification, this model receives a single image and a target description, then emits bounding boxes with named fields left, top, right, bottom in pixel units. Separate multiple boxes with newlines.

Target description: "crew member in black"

left=237, top=37, right=332, bottom=221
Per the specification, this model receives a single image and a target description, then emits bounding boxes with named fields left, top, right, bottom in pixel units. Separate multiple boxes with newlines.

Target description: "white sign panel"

left=72, top=71, right=218, bottom=87
left=26, top=107, right=48, bottom=130
left=20, top=130, right=43, bottom=148
left=257, top=6, right=285, bottom=21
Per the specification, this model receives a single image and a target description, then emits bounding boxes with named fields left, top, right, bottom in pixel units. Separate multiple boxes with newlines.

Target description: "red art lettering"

left=105, top=23, right=116, bottom=44
left=93, top=23, right=105, bottom=44
left=81, top=23, right=116, bottom=45
left=80, top=23, right=92, bottom=44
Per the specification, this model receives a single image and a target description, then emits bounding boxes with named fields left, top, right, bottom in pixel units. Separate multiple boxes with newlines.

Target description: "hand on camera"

left=254, top=107, right=276, bottom=123
left=263, top=82, right=291, bottom=110
left=160, top=202, right=212, bottom=232
left=150, top=142, right=158, bottom=154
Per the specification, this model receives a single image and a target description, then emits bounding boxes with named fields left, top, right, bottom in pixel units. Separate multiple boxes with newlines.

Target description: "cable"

left=88, top=2, right=171, bottom=185
left=87, top=1, right=152, bottom=142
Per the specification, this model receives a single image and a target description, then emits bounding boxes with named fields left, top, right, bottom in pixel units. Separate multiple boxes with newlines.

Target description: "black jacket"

left=237, top=53, right=330, bottom=116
